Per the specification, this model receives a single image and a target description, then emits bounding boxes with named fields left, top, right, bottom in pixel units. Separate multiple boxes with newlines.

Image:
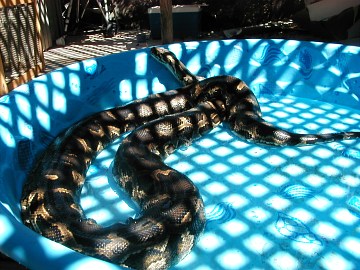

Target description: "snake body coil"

left=21, top=47, right=360, bottom=269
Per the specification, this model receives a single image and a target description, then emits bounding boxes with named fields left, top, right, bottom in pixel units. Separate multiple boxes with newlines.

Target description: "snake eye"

left=127, top=217, right=136, bottom=224
left=24, top=219, right=31, bottom=225
left=162, top=200, right=173, bottom=210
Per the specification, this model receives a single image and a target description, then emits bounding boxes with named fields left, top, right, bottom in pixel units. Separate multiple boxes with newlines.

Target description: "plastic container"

left=148, top=5, right=202, bottom=39
left=1, top=39, right=360, bottom=270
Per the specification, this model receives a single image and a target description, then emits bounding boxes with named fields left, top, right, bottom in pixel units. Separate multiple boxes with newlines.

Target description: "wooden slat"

left=0, top=0, right=45, bottom=95
left=0, top=0, right=35, bottom=8
left=160, top=0, right=173, bottom=44
left=33, top=0, right=45, bottom=69
left=0, top=55, right=8, bottom=96
left=6, top=63, right=43, bottom=91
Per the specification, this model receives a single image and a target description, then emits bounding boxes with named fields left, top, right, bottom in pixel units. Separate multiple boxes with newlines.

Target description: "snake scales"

left=21, top=47, right=360, bottom=269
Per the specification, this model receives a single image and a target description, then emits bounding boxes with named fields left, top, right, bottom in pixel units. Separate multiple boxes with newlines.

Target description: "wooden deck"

left=43, top=29, right=159, bottom=73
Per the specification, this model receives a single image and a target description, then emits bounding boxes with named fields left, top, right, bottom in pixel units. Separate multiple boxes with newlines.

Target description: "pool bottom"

left=80, top=94, right=360, bottom=270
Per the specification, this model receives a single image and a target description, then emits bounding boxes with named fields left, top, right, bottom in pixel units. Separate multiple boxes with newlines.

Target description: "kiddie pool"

left=0, top=39, right=360, bottom=270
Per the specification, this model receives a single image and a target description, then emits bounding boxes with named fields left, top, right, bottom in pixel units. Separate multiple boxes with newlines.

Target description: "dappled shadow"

left=0, top=39, right=360, bottom=270
left=0, top=0, right=44, bottom=95
left=43, top=30, right=153, bottom=72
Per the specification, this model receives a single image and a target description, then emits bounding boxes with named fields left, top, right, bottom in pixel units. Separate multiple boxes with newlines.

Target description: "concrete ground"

left=43, top=29, right=160, bottom=73
left=43, top=28, right=358, bottom=74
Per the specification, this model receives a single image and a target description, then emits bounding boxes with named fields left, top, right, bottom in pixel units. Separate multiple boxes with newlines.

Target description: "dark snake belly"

left=21, top=47, right=360, bottom=269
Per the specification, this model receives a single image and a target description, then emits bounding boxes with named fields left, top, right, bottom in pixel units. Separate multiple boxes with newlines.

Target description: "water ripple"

left=279, top=184, right=315, bottom=200
left=275, top=212, right=322, bottom=245
left=254, top=44, right=287, bottom=66
left=332, top=143, right=360, bottom=160
left=205, top=202, right=236, bottom=230
left=298, top=48, right=313, bottom=79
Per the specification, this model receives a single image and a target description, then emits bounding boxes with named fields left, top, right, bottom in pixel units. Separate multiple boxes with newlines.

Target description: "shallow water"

left=1, top=38, right=360, bottom=269
left=82, top=94, right=360, bottom=270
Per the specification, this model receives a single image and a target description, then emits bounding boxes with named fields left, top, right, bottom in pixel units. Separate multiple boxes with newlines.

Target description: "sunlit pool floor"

left=80, top=95, right=360, bottom=270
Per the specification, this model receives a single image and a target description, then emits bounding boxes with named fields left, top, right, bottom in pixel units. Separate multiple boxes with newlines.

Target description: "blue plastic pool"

left=1, top=39, right=360, bottom=270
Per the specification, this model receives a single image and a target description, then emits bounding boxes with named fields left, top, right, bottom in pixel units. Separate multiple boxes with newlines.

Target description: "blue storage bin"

left=148, top=5, right=202, bottom=39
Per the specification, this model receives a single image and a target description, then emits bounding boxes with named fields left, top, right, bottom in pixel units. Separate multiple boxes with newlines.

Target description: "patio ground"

left=43, top=29, right=159, bottom=73
left=43, top=27, right=359, bottom=73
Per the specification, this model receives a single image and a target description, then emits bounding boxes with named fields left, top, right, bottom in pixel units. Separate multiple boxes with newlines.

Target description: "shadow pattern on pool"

left=1, top=39, right=360, bottom=270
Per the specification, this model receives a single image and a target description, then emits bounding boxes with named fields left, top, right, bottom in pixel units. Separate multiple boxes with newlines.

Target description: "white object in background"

left=56, top=36, right=66, bottom=46
left=307, top=0, right=360, bottom=21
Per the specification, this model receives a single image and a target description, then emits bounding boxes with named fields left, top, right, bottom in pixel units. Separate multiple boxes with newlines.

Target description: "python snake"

left=21, top=47, right=360, bottom=269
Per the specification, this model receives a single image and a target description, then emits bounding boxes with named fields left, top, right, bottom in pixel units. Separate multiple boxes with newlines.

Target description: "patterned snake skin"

left=21, top=47, right=360, bottom=269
